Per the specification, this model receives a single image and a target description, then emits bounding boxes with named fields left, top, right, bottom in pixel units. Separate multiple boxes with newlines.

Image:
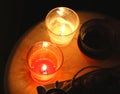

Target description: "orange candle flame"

left=42, top=64, right=47, bottom=74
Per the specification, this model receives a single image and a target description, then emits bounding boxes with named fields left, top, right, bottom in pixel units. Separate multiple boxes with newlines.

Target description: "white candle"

left=47, top=17, right=76, bottom=46
left=45, top=7, right=80, bottom=46
left=50, top=17, right=74, bottom=35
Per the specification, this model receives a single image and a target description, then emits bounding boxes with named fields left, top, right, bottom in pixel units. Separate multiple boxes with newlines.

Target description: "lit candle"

left=45, top=7, right=80, bottom=46
left=27, top=41, right=63, bottom=82
left=42, top=64, right=47, bottom=74
left=48, top=18, right=75, bottom=45
left=31, top=59, right=56, bottom=75
left=50, top=18, right=74, bottom=35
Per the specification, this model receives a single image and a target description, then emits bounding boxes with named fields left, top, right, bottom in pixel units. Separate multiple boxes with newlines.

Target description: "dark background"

left=1, top=0, right=120, bottom=93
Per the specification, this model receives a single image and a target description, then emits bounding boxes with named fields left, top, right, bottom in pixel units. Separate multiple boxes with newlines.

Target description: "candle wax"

left=31, top=59, right=56, bottom=75
left=49, top=17, right=74, bottom=35
left=53, top=24, right=73, bottom=35
left=48, top=17, right=77, bottom=46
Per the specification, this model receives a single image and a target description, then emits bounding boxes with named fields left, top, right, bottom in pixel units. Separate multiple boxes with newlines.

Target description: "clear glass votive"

left=26, top=41, right=63, bottom=82
left=45, top=7, right=80, bottom=47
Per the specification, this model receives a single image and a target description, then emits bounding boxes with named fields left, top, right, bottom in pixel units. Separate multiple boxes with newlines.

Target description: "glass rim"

left=26, top=41, right=64, bottom=75
left=45, top=7, right=80, bottom=36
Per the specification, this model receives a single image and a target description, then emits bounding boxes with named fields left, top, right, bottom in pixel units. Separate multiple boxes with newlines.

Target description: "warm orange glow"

left=42, top=42, right=49, bottom=48
left=42, top=64, right=47, bottom=74
left=27, top=41, right=63, bottom=82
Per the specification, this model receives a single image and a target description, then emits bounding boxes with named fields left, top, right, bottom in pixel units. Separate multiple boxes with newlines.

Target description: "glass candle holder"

left=77, top=18, right=115, bottom=59
left=45, top=7, right=80, bottom=47
left=27, top=41, right=63, bottom=82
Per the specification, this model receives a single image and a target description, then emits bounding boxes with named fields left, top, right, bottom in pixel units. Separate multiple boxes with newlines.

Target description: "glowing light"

left=42, top=64, right=47, bottom=74
left=57, top=7, right=64, bottom=16
left=42, top=42, right=49, bottom=48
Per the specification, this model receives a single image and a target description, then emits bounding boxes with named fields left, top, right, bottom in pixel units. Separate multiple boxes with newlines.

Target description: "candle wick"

left=43, top=70, right=47, bottom=74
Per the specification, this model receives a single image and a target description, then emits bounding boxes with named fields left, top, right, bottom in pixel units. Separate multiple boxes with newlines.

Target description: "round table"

left=4, top=11, right=120, bottom=94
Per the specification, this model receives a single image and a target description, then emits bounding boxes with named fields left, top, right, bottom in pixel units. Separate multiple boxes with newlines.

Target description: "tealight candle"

left=27, top=41, right=63, bottom=82
left=45, top=7, right=80, bottom=46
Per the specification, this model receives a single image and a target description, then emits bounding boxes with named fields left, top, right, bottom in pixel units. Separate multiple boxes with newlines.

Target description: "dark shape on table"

left=77, top=18, right=115, bottom=59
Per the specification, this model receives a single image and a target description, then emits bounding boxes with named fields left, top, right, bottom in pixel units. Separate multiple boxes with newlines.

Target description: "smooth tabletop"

left=4, top=11, right=120, bottom=94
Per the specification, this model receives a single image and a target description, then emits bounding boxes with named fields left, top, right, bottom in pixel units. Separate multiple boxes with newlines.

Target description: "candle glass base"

left=48, top=30, right=75, bottom=47
left=45, top=7, right=80, bottom=47
left=30, top=72, right=57, bottom=82
left=27, top=41, right=63, bottom=82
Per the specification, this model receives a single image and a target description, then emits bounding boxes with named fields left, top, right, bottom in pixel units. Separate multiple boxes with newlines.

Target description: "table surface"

left=4, top=11, right=120, bottom=94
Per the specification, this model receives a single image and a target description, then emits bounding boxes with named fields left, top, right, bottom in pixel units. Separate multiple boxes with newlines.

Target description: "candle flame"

left=42, top=42, right=49, bottom=48
left=42, top=64, right=47, bottom=71
left=42, top=64, right=47, bottom=74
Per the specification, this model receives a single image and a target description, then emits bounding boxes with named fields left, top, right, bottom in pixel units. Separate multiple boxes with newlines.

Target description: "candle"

left=45, top=7, right=80, bottom=46
left=48, top=19, right=75, bottom=45
left=51, top=22, right=74, bottom=35
left=27, top=41, right=63, bottom=82
left=31, top=59, right=56, bottom=75
left=78, top=19, right=114, bottom=59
